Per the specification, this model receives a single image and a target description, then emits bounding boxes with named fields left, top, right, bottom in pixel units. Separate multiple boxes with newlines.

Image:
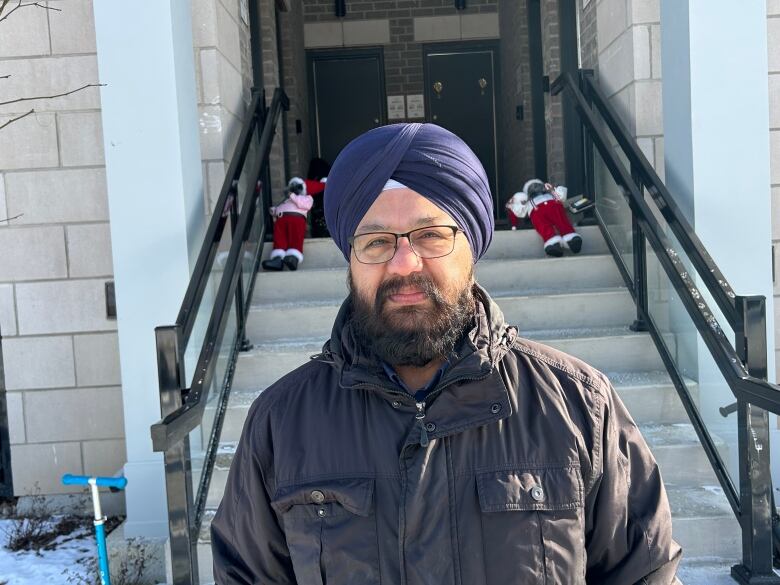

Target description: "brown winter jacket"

left=211, top=286, right=682, bottom=584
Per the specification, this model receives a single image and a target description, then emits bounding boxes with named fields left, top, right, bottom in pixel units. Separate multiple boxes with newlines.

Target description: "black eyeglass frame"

left=348, top=225, right=461, bottom=264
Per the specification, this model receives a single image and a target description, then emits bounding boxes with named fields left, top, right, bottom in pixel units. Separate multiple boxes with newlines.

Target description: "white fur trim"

left=285, top=248, right=304, bottom=262
left=270, top=248, right=286, bottom=259
left=523, top=178, right=544, bottom=194
left=562, top=232, right=581, bottom=242
left=543, top=235, right=563, bottom=248
left=382, top=179, right=407, bottom=191
left=531, top=193, right=555, bottom=206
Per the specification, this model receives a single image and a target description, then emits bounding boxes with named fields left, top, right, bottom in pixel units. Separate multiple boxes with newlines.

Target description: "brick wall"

left=259, top=0, right=287, bottom=201
left=498, top=0, right=535, bottom=201
left=279, top=0, right=311, bottom=179
left=0, top=0, right=124, bottom=496
left=303, top=0, right=499, bottom=110
left=296, top=1, right=577, bottom=207
left=541, top=0, right=565, bottom=183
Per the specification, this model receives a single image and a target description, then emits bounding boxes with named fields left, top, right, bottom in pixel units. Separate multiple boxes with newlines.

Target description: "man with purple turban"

left=212, top=123, right=681, bottom=584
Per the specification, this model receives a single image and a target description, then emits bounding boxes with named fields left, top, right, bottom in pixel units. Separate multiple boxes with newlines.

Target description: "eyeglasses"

left=348, top=225, right=461, bottom=264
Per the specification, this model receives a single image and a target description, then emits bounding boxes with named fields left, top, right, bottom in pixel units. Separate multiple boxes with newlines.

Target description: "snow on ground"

left=0, top=518, right=96, bottom=584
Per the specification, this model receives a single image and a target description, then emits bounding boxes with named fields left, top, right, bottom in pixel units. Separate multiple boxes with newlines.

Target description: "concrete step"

left=643, top=423, right=727, bottom=486
left=527, top=327, right=667, bottom=372
left=251, top=253, right=624, bottom=305
left=260, top=225, right=609, bottom=271
left=667, top=484, right=740, bottom=561
left=246, top=288, right=636, bottom=344
left=607, top=371, right=698, bottom=425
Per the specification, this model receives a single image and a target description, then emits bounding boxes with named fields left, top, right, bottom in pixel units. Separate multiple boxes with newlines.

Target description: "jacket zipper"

left=415, top=401, right=428, bottom=447
left=352, top=369, right=495, bottom=448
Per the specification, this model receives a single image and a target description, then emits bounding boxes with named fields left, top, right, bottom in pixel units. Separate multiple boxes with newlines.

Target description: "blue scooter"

left=62, top=474, right=128, bottom=585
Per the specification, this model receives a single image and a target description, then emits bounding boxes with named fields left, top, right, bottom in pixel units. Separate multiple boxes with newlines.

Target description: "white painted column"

left=93, top=1, right=204, bottom=537
left=661, top=0, right=775, bottom=364
left=661, top=0, right=776, bottom=480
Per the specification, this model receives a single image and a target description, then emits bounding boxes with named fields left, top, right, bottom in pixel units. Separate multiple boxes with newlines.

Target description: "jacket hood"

left=318, top=283, right=517, bottom=393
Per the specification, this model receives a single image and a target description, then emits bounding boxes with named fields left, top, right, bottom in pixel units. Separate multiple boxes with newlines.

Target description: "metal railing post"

left=629, top=163, right=648, bottom=332
left=156, top=325, right=199, bottom=585
left=732, top=295, right=780, bottom=584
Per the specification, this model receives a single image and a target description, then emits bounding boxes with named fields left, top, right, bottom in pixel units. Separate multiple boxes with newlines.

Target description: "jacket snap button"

left=310, top=490, right=325, bottom=504
left=530, top=485, right=545, bottom=502
left=425, top=422, right=436, bottom=432
left=490, top=402, right=501, bottom=414
left=317, top=508, right=326, bottom=517
left=391, top=400, right=401, bottom=409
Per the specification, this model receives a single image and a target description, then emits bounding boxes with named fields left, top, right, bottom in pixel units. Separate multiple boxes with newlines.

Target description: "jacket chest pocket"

left=272, top=478, right=380, bottom=585
left=476, top=466, right=585, bottom=585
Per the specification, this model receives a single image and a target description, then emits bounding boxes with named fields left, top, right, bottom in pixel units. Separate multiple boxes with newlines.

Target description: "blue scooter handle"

left=62, top=474, right=128, bottom=490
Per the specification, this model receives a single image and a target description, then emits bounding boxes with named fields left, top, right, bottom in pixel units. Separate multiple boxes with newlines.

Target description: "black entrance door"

left=424, top=43, right=500, bottom=210
left=308, top=48, right=386, bottom=165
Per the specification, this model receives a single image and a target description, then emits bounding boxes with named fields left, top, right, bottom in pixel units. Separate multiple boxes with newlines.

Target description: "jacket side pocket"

left=476, top=465, right=585, bottom=585
left=272, top=477, right=379, bottom=585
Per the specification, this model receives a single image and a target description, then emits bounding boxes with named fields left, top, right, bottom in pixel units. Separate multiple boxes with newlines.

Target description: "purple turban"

left=324, top=123, right=494, bottom=262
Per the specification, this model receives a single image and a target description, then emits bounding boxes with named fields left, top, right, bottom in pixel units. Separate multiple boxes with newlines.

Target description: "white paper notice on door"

left=388, top=95, right=406, bottom=120
left=407, top=94, right=424, bottom=119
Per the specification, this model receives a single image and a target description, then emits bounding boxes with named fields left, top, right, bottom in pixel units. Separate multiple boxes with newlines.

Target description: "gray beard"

left=348, top=271, right=475, bottom=367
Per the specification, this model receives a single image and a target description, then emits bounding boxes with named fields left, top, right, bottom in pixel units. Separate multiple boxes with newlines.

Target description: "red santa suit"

left=506, top=179, right=582, bottom=256
left=262, top=177, right=313, bottom=271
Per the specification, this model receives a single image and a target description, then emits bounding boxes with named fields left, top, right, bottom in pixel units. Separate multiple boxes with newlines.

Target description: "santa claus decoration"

left=506, top=179, right=583, bottom=257
left=261, top=177, right=313, bottom=271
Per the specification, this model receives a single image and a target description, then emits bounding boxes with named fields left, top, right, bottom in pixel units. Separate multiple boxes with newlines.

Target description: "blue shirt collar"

left=382, top=360, right=450, bottom=402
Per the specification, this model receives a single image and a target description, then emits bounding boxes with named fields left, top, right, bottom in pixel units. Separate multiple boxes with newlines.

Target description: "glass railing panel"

left=593, top=147, right=634, bottom=280
left=241, top=192, right=269, bottom=300
left=645, top=234, right=739, bottom=492
left=183, top=212, right=234, bottom=388
left=189, top=291, right=240, bottom=511
left=234, top=122, right=260, bottom=215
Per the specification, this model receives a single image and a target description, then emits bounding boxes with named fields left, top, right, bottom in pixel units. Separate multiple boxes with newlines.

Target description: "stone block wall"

left=0, top=0, right=124, bottom=496
left=0, top=0, right=257, bottom=499
left=588, top=0, right=663, bottom=176
left=192, top=0, right=256, bottom=213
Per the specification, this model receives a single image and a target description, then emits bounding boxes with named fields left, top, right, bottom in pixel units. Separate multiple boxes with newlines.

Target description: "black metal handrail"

left=552, top=70, right=780, bottom=582
left=176, top=91, right=264, bottom=348
left=151, top=88, right=288, bottom=450
left=149, top=88, right=289, bottom=585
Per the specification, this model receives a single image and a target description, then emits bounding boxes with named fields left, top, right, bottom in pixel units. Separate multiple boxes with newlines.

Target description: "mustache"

left=375, top=273, right=446, bottom=307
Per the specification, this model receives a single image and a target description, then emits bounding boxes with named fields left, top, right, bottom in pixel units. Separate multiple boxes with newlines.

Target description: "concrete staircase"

left=196, top=226, right=740, bottom=583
